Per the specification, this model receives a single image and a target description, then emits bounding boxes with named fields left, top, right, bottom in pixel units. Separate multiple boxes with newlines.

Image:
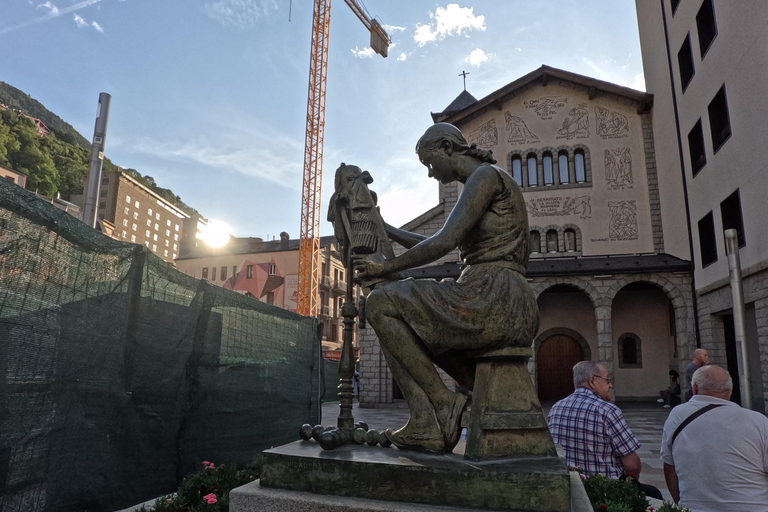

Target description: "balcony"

left=322, top=305, right=330, bottom=316
left=320, top=275, right=331, bottom=289
left=332, top=278, right=346, bottom=295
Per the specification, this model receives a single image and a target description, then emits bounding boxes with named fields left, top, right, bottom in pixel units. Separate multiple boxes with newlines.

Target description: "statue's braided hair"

left=415, top=123, right=496, bottom=164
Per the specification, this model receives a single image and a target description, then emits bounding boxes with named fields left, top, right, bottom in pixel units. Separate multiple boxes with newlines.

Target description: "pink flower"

left=166, top=498, right=173, bottom=503
left=579, top=473, right=587, bottom=481
left=202, top=461, right=211, bottom=467
left=203, top=493, right=217, bottom=504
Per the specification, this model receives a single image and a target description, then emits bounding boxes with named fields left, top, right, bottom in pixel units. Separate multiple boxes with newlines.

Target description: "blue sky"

left=1, top=0, right=645, bottom=240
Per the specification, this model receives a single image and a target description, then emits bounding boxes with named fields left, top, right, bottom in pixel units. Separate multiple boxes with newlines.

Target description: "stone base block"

left=254, top=441, right=570, bottom=512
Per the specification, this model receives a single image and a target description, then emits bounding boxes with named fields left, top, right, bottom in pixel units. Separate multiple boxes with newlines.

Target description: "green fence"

left=0, top=179, right=321, bottom=512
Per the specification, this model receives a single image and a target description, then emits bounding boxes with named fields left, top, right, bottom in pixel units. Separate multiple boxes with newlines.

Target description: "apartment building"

left=71, top=170, right=188, bottom=265
left=636, top=0, right=768, bottom=411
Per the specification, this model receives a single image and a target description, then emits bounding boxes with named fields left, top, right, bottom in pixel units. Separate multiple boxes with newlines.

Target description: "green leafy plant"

left=581, top=473, right=648, bottom=512
left=137, top=458, right=261, bottom=511
left=653, top=503, right=693, bottom=512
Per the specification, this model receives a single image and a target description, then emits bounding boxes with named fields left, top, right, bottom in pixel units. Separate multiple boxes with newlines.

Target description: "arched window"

left=546, top=229, right=558, bottom=253
left=543, top=153, right=553, bottom=185
left=529, top=231, right=541, bottom=254
left=574, top=150, right=586, bottom=183
left=511, top=156, right=522, bottom=185
left=564, top=229, right=576, bottom=252
left=618, top=333, right=642, bottom=368
left=558, top=151, right=569, bottom=184
left=527, top=154, right=538, bottom=187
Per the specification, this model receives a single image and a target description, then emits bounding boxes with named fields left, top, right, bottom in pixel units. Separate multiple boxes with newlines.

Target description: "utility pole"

left=725, top=228, right=751, bottom=410
left=82, top=93, right=111, bottom=228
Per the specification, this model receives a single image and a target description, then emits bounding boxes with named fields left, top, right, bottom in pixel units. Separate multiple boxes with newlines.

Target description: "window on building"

left=527, top=154, right=538, bottom=187
left=123, top=219, right=129, bottom=227
left=529, top=231, right=541, bottom=254
left=564, top=229, right=576, bottom=252
left=202, top=267, right=208, bottom=279
left=232, top=265, right=237, bottom=277
left=688, top=119, right=707, bottom=176
left=148, top=208, right=153, bottom=216
left=678, top=34, right=695, bottom=91
left=618, top=333, right=642, bottom=368
left=135, top=201, right=140, bottom=208
left=131, top=235, right=136, bottom=243
left=165, top=229, right=170, bottom=236
left=122, top=230, right=127, bottom=238
left=246, top=265, right=253, bottom=279
left=174, top=244, right=178, bottom=251
left=147, top=219, right=152, bottom=226
left=720, top=189, right=745, bottom=248
left=102, top=177, right=110, bottom=185
left=154, top=223, right=159, bottom=231
left=543, top=153, right=554, bottom=186
left=671, top=0, right=680, bottom=15
left=698, top=211, right=718, bottom=267
left=574, top=150, right=586, bottom=183
left=124, top=207, right=130, bottom=215
left=156, top=213, right=160, bottom=220
left=164, top=250, right=169, bottom=257
left=152, top=244, right=157, bottom=251
left=696, top=0, right=717, bottom=57
left=100, top=190, right=108, bottom=197
left=133, top=212, right=139, bottom=220
left=340, top=270, right=344, bottom=282
left=153, top=234, right=158, bottom=241
left=174, top=234, right=179, bottom=241
left=175, top=224, right=179, bottom=231
left=165, top=240, right=169, bottom=247
left=511, top=156, right=522, bottom=184
left=126, top=195, right=131, bottom=204
left=145, top=230, right=150, bottom=237
left=266, top=291, right=274, bottom=305
left=167, top=220, right=171, bottom=226
left=558, top=152, right=569, bottom=184
left=221, top=266, right=227, bottom=280
left=99, top=202, right=107, bottom=209
left=132, top=223, right=137, bottom=231
left=145, top=241, right=150, bottom=248
left=268, top=263, right=276, bottom=275
left=546, top=230, right=558, bottom=253
left=708, top=85, right=731, bottom=152
left=211, top=267, right=217, bottom=281
left=172, top=253, right=177, bottom=259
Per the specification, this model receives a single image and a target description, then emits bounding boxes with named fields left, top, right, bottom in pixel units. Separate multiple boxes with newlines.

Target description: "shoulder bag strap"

left=671, top=403, right=724, bottom=446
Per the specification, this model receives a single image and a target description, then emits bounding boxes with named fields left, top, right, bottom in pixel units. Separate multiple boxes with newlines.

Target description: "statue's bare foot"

left=436, top=392, right=468, bottom=453
left=385, top=419, right=445, bottom=453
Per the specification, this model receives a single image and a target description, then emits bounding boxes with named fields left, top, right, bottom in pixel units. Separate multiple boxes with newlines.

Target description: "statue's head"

left=415, top=123, right=468, bottom=154
left=334, top=162, right=373, bottom=192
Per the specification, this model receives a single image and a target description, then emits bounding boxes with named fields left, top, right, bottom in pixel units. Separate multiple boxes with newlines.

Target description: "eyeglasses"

left=592, top=374, right=613, bottom=385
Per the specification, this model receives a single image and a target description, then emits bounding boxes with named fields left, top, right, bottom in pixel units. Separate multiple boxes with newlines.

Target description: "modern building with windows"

left=636, top=0, right=767, bottom=411
left=359, top=65, right=696, bottom=406
left=71, top=170, right=188, bottom=265
left=175, top=232, right=358, bottom=357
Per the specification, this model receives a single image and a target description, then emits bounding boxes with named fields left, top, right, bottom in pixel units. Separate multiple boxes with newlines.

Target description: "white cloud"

left=414, top=3, right=486, bottom=47
left=466, top=48, right=488, bottom=67
left=204, top=0, right=278, bottom=26
left=37, top=1, right=59, bottom=16
left=383, top=24, right=405, bottom=33
left=91, top=21, right=103, bottom=32
left=397, top=53, right=407, bottom=62
left=128, top=129, right=303, bottom=186
left=73, top=14, right=87, bottom=28
left=629, top=72, right=646, bottom=91
left=351, top=46, right=375, bottom=59
left=2, top=0, right=102, bottom=34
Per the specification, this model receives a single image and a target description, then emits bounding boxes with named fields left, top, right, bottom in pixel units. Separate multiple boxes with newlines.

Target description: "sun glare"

left=198, top=219, right=231, bottom=248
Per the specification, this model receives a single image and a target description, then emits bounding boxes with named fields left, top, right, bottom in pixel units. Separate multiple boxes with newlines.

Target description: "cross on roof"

left=459, top=70, right=470, bottom=91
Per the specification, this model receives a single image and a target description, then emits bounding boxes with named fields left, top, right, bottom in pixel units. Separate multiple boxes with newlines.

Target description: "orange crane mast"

left=296, top=0, right=389, bottom=317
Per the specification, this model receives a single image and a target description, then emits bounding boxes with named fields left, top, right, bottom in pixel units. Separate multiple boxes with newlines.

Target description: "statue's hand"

left=352, top=255, right=388, bottom=280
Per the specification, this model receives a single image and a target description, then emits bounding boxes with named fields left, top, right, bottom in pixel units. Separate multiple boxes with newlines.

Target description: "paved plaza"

left=322, top=400, right=673, bottom=502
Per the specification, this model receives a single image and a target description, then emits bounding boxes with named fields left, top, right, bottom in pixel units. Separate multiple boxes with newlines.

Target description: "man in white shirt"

left=660, top=365, right=768, bottom=511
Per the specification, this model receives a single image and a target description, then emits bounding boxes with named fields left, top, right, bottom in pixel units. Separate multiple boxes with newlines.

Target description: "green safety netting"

left=0, top=179, right=322, bottom=512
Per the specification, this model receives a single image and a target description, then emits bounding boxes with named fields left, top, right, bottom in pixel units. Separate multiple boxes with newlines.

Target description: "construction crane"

left=296, top=0, right=389, bottom=317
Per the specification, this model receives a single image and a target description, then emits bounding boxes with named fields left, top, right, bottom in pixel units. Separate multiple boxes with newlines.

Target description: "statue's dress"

left=380, top=166, right=539, bottom=354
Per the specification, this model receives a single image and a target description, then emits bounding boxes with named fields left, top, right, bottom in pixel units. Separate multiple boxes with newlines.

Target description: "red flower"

left=600, top=506, right=608, bottom=511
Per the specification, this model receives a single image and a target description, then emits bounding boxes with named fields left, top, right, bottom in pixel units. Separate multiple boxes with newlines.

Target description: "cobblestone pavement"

left=322, top=399, right=673, bottom=502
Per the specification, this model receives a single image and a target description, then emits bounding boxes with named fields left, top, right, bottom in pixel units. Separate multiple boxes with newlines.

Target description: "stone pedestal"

left=251, top=441, right=569, bottom=512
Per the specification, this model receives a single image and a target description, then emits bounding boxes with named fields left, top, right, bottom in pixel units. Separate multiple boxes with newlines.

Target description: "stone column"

left=595, top=305, right=614, bottom=374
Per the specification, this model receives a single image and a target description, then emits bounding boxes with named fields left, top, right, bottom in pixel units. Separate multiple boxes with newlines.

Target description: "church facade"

left=358, top=66, right=695, bottom=406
